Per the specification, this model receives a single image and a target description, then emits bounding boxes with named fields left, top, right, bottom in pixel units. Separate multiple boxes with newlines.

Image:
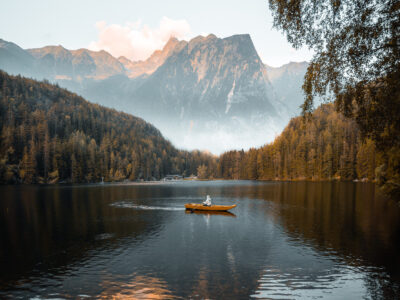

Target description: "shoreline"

left=0, top=178, right=376, bottom=186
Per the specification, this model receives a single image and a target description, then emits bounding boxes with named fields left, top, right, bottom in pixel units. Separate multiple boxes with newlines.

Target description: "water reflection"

left=268, top=183, right=400, bottom=279
left=99, top=275, right=176, bottom=299
left=0, top=181, right=399, bottom=299
left=253, top=265, right=369, bottom=299
left=185, top=210, right=236, bottom=217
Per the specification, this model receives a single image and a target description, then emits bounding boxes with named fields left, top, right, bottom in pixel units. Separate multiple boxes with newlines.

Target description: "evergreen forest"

left=218, top=104, right=378, bottom=182
left=0, top=71, right=215, bottom=184
left=0, top=70, right=398, bottom=197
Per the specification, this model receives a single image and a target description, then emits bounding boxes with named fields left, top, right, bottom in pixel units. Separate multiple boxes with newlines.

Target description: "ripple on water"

left=94, top=233, right=115, bottom=241
left=110, top=201, right=185, bottom=211
left=251, top=266, right=367, bottom=299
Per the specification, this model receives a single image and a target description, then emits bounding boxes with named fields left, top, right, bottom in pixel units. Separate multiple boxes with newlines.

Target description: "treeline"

left=218, top=104, right=378, bottom=181
left=0, top=71, right=394, bottom=188
left=0, top=71, right=215, bottom=183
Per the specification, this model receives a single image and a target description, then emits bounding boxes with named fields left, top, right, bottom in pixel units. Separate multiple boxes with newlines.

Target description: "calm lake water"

left=0, top=181, right=399, bottom=299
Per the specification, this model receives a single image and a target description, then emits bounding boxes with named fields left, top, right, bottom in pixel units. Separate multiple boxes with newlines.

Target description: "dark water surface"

left=0, top=181, right=399, bottom=299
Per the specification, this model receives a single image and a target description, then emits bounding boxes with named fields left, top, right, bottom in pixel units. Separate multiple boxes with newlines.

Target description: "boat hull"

left=185, top=203, right=237, bottom=211
left=185, top=210, right=236, bottom=217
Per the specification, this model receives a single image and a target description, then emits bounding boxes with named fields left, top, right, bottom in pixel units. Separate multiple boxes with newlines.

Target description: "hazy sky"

left=0, top=0, right=312, bottom=67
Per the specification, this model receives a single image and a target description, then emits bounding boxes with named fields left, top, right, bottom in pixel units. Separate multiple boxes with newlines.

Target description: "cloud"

left=88, top=17, right=191, bottom=61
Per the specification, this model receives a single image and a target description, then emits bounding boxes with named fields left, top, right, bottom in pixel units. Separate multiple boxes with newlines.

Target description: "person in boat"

left=203, top=195, right=212, bottom=206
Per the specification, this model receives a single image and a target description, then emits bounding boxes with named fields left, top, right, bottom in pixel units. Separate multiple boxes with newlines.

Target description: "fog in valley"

left=0, top=34, right=309, bottom=154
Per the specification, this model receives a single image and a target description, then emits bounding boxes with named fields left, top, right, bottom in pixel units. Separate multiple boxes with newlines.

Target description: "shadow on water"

left=0, top=181, right=399, bottom=299
left=185, top=210, right=237, bottom=217
left=0, top=185, right=169, bottom=291
left=246, top=181, right=400, bottom=299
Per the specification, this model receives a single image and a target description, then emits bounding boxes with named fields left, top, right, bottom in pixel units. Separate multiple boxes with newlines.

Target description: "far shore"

left=1, top=177, right=377, bottom=186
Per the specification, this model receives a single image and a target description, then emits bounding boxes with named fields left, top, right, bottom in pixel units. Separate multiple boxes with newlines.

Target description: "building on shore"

left=163, top=174, right=183, bottom=181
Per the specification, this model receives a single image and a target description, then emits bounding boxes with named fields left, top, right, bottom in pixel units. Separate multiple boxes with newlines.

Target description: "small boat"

left=185, top=203, right=237, bottom=212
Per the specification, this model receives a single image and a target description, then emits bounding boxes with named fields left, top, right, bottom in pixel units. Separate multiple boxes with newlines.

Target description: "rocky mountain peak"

left=164, top=36, right=180, bottom=50
left=135, top=32, right=278, bottom=122
left=118, top=55, right=131, bottom=64
left=0, top=34, right=308, bottom=154
left=205, top=33, right=217, bottom=40
left=121, top=36, right=186, bottom=78
left=28, top=45, right=71, bottom=60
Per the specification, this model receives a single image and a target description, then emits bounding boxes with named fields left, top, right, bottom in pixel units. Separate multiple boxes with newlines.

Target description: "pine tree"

left=19, top=146, right=35, bottom=183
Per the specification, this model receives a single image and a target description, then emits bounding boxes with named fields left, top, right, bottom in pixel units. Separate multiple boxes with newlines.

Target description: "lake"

left=0, top=181, right=399, bottom=299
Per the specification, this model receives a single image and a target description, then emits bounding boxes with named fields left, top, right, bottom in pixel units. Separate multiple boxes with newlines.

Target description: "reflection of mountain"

left=0, top=36, right=307, bottom=153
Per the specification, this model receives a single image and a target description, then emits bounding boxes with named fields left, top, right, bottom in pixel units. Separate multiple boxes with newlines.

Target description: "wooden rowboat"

left=185, top=203, right=237, bottom=212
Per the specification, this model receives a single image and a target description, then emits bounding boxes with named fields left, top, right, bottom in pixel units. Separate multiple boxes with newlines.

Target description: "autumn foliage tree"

left=268, top=0, right=400, bottom=195
left=218, top=104, right=377, bottom=182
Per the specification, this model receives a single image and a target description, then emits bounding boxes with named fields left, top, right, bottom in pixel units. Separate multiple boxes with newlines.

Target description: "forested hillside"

left=218, top=104, right=378, bottom=182
left=1, top=70, right=397, bottom=194
left=0, top=71, right=215, bottom=184
left=267, top=0, right=400, bottom=196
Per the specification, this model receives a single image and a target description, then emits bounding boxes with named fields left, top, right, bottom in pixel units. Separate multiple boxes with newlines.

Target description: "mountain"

left=119, top=37, right=186, bottom=78
left=27, top=46, right=126, bottom=80
left=134, top=34, right=278, bottom=120
left=81, top=34, right=287, bottom=153
left=265, top=61, right=308, bottom=116
left=0, top=70, right=215, bottom=184
left=0, top=35, right=306, bottom=154
left=0, top=39, right=38, bottom=77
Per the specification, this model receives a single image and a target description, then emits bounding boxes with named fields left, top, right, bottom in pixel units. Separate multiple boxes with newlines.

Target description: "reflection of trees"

left=1, top=181, right=399, bottom=298
left=0, top=185, right=165, bottom=290
left=219, top=182, right=400, bottom=267
left=253, top=182, right=400, bottom=297
left=198, top=181, right=400, bottom=297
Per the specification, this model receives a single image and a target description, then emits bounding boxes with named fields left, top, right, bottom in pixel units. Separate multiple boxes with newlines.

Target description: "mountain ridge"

left=0, top=36, right=308, bottom=80
left=118, top=36, right=186, bottom=78
left=0, top=35, right=309, bottom=153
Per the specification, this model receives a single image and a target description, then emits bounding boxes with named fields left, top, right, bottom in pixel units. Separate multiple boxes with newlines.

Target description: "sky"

left=0, top=0, right=313, bottom=67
